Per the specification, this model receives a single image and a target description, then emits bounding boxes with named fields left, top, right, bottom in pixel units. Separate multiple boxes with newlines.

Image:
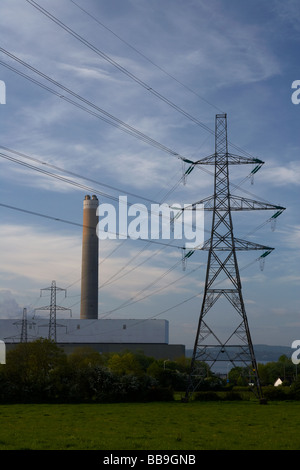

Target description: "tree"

left=1, top=339, right=66, bottom=400
left=257, top=356, right=296, bottom=386
left=108, top=352, right=144, bottom=376
left=68, top=346, right=107, bottom=369
left=228, top=366, right=249, bottom=386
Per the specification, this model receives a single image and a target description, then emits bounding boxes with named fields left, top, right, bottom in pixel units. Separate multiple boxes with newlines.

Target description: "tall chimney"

left=80, top=195, right=99, bottom=319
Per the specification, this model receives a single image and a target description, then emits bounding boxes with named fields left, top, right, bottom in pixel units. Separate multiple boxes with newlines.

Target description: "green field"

left=0, top=400, right=300, bottom=450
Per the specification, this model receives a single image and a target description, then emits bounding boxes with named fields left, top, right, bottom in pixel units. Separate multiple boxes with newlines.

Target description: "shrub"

left=289, top=378, right=300, bottom=400
left=262, top=386, right=290, bottom=401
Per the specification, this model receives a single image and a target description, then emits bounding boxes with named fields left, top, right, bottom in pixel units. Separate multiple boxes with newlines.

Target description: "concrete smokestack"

left=80, top=195, right=99, bottom=319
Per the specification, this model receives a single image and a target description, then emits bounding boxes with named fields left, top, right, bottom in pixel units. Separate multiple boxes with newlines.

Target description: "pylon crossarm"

left=179, top=195, right=285, bottom=212
left=233, top=239, right=274, bottom=251
left=229, top=196, right=285, bottom=212
left=199, top=238, right=274, bottom=252
left=194, top=153, right=264, bottom=166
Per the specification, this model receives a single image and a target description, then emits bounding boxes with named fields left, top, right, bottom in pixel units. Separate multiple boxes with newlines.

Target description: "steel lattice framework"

left=35, top=280, right=71, bottom=342
left=21, top=307, right=28, bottom=343
left=185, top=114, right=285, bottom=400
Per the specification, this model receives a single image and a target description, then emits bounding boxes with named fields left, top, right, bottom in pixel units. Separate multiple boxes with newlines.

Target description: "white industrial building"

left=0, top=318, right=185, bottom=359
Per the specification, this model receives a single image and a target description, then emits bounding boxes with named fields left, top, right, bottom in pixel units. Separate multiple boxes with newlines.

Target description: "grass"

left=0, top=399, right=300, bottom=450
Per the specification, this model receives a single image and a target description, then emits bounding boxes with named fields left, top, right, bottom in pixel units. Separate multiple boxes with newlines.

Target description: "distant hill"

left=186, top=344, right=292, bottom=363
left=253, top=344, right=292, bottom=362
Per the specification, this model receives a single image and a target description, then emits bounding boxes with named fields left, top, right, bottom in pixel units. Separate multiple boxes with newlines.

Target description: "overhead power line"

left=0, top=145, right=163, bottom=206
left=0, top=150, right=205, bottom=239
left=69, top=0, right=224, bottom=113
left=0, top=201, right=187, bottom=250
left=24, top=0, right=215, bottom=135
left=0, top=54, right=266, bottom=202
left=93, top=249, right=263, bottom=334
left=24, top=0, right=259, bottom=160
left=0, top=51, right=186, bottom=162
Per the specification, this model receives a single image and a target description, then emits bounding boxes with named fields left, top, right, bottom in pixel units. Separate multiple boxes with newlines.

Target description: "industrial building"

left=0, top=318, right=185, bottom=359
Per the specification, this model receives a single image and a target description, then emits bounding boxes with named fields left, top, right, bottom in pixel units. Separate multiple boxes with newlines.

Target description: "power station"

left=0, top=194, right=185, bottom=360
left=0, top=117, right=284, bottom=369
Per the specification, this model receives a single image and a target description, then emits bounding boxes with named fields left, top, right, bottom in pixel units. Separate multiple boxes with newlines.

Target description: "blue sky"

left=0, top=0, right=299, bottom=349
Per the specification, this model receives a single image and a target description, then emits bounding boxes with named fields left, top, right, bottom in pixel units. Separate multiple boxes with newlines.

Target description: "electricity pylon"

left=21, top=307, right=28, bottom=343
left=35, top=280, right=71, bottom=342
left=12, top=307, right=35, bottom=343
left=185, top=114, right=285, bottom=400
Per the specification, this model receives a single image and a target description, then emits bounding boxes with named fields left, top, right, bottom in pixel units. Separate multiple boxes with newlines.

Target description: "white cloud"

left=0, top=289, right=23, bottom=319
left=0, top=224, right=81, bottom=286
left=59, top=62, right=118, bottom=83
left=261, top=160, right=300, bottom=186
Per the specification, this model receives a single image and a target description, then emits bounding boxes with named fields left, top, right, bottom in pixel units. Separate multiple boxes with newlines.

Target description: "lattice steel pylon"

left=185, top=114, right=285, bottom=400
left=21, top=307, right=28, bottom=343
left=35, top=280, right=71, bottom=342
left=13, top=307, right=35, bottom=343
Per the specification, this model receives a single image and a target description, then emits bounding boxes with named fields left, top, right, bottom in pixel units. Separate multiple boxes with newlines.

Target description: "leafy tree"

left=108, top=352, right=144, bottom=376
left=129, top=351, right=155, bottom=372
left=67, top=346, right=107, bottom=369
left=257, top=356, right=296, bottom=386
left=290, top=377, right=300, bottom=400
left=1, top=339, right=66, bottom=400
left=228, top=367, right=249, bottom=386
left=146, top=359, right=189, bottom=390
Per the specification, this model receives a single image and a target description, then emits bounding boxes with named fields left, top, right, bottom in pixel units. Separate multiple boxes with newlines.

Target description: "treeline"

left=195, top=354, right=300, bottom=402
left=0, top=339, right=299, bottom=403
left=0, top=339, right=190, bottom=403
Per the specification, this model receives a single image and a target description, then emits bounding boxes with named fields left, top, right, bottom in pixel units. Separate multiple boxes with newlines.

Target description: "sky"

left=0, top=0, right=299, bottom=349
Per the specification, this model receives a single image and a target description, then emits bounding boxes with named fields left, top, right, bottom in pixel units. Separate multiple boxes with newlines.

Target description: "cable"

left=24, top=1, right=216, bottom=135
left=0, top=55, right=184, bottom=161
left=0, top=146, right=162, bottom=206
left=99, top=259, right=198, bottom=318
left=0, top=149, right=206, bottom=243
left=0, top=146, right=205, bottom=301
left=0, top=147, right=275, bottom=311
left=1, top=149, right=273, bottom=302
left=27, top=249, right=263, bottom=340
left=0, top=201, right=188, bottom=250
left=69, top=0, right=224, bottom=114
left=24, top=0, right=264, bottom=162
left=0, top=50, right=264, bottom=199
left=0, top=151, right=121, bottom=203
left=91, top=252, right=263, bottom=337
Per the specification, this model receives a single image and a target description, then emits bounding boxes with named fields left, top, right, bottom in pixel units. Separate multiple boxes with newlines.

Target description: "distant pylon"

left=34, top=280, right=71, bottom=342
left=21, top=307, right=27, bottom=343
left=185, top=114, right=285, bottom=400
left=12, top=307, right=35, bottom=343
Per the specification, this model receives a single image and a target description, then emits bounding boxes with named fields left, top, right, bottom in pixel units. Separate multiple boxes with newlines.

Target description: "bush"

left=289, top=378, right=300, bottom=400
left=262, top=386, right=290, bottom=401
left=194, top=390, right=246, bottom=401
